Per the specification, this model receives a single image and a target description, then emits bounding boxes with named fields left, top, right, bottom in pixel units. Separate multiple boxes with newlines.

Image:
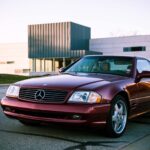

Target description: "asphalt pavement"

left=0, top=85, right=150, bottom=150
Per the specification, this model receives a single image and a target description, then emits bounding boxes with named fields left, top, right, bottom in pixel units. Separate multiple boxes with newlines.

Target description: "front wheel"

left=106, top=95, right=128, bottom=137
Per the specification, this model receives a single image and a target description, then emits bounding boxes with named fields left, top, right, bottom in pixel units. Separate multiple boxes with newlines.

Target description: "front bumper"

left=1, top=97, right=110, bottom=126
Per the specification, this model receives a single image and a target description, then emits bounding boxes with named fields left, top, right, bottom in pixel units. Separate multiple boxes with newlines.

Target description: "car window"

left=137, top=59, right=150, bottom=73
left=65, top=56, right=133, bottom=77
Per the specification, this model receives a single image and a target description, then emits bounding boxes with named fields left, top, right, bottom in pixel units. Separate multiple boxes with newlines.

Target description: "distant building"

left=0, top=43, right=30, bottom=75
left=90, top=35, right=150, bottom=60
left=28, top=22, right=100, bottom=75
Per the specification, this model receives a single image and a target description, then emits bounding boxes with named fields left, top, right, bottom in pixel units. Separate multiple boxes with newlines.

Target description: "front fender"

left=96, top=82, right=130, bottom=104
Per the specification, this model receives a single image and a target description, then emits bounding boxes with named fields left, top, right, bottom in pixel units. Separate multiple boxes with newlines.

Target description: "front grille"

left=19, top=88, right=68, bottom=103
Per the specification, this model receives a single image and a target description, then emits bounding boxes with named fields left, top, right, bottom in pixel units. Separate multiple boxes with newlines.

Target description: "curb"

left=0, top=84, right=10, bottom=87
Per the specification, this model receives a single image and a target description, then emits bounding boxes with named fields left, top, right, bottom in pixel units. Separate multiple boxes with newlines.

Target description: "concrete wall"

left=0, top=43, right=30, bottom=75
left=90, top=35, right=150, bottom=60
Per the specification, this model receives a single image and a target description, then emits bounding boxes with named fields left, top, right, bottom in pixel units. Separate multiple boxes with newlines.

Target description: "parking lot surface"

left=0, top=86, right=150, bottom=150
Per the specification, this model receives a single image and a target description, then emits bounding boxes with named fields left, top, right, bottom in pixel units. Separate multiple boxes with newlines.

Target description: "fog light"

left=5, top=107, right=11, bottom=111
left=72, top=114, right=81, bottom=120
left=5, top=107, right=15, bottom=112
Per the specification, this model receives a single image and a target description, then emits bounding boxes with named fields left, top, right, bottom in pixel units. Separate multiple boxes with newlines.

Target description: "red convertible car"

left=1, top=56, right=150, bottom=137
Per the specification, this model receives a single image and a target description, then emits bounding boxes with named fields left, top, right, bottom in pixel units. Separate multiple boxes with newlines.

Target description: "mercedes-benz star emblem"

left=35, top=90, right=45, bottom=100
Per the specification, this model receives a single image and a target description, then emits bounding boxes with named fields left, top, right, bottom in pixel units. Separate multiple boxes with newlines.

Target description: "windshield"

left=65, top=56, right=133, bottom=77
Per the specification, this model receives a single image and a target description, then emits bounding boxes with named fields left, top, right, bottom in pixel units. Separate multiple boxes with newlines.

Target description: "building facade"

left=90, top=35, right=150, bottom=60
left=28, top=22, right=100, bottom=75
left=0, top=43, right=30, bottom=75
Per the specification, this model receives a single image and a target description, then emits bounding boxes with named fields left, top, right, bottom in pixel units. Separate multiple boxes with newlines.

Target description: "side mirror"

left=59, top=67, right=65, bottom=73
left=136, top=71, right=150, bottom=82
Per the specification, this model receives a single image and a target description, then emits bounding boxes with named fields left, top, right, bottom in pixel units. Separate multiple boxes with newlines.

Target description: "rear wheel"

left=106, top=95, right=128, bottom=137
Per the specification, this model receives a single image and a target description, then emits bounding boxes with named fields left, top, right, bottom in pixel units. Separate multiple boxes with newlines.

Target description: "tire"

left=106, top=95, right=128, bottom=137
left=19, top=120, right=40, bottom=126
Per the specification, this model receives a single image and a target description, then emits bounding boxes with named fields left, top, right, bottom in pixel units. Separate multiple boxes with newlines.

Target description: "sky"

left=0, top=0, right=150, bottom=43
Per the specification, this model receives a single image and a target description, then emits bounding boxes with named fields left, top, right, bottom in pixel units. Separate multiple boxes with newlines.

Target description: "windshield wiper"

left=61, top=72, right=77, bottom=75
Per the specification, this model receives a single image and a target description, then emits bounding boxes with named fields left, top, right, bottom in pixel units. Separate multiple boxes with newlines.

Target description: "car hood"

left=17, top=74, right=127, bottom=91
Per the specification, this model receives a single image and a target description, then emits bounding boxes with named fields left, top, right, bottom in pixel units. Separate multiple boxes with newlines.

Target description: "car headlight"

left=68, top=91, right=102, bottom=103
left=6, top=85, right=20, bottom=98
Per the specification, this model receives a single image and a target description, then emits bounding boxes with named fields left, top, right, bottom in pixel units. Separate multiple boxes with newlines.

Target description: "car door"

left=136, top=58, right=150, bottom=111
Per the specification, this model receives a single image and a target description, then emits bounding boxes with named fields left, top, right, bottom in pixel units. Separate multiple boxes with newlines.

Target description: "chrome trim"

left=130, top=95, right=150, bottom=101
